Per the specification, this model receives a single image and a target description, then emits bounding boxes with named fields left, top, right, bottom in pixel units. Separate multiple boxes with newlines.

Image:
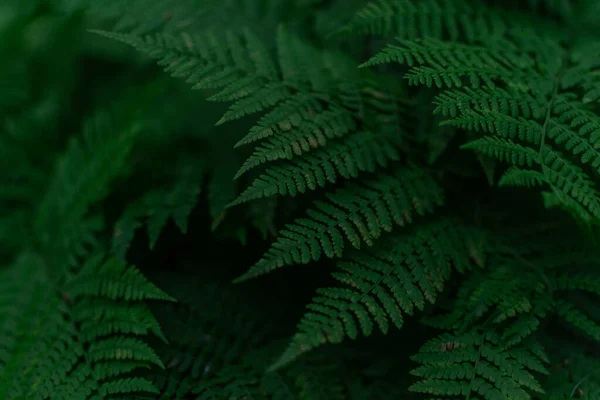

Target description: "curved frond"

left=269, top=221, right=480, bottom=371
left=231, top=132, right=400, bottom=205
left=235, top=166, right=444, bottom=282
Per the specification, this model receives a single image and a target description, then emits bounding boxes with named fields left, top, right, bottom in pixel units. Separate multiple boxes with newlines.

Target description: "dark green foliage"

left=0, top=253, right=172, bottom=399
left=270, top=220, right=481, bottom=371
left=1, top=0, right=600, bottom=399
left=410, top=331, right=548, bottom=399
left=237, top=166, right=444, bottom=281
left=112, top=157, right=205, bottom=258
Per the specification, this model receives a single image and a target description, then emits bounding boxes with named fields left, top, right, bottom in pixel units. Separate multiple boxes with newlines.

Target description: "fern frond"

left=7, top=3, right=600, bottom=400
left=91, top=29, right=277, bottom=93
left=134, top=269, right=291, bottom=399
left=409, top=331, right=547, bottom=399
left=434, top=87, right=546, bottom=119
left=425, top=254, right=552, bottom=348
left=498, top=167, right=546, bottom=187
left=548, top=94, right=600, bottom=173
left=235, top=166, right=444, bottom=282
left=269, top=221, right=479, bottom=371
left=76, top=301, right=167, bottom=342
left=95, top=26, right=409, bottom=207
left=335, top=0, right=511, bottom=42
left=462, top=136, right=541, bottom=166
left=541, top=147, right=600, bottom=219
left=555, top=300, right=600, bottom=341
left=546, top=272, right=600, bottom=343
left=235, top=108, right=357, bottom=178
left=0, top=252, right=170, bottom=399
left=217, top=83, right=292, bottom=125
left=230, top=132, right=400, bottom=205
left=112, top=159, right=204, bottom=259
left=553, top=273, right=600, bottom=294
left=361, top=37, right=534, bottom=88
left=363, top=34, right=600, bottom=223
left=562, top=40, right=600, bottom=104
left=66, top=254, right=175, bottom=302
left=34, top=107, right=142, bottom=271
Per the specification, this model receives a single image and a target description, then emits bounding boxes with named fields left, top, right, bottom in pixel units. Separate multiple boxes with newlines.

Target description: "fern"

left=334, top=0, right=511, bottom=41
left=3, top=1, right=600, bottom=399
left=112, top=158, right=204, bottom=259
left=270, top=220, right=480, bottom=370
left=93, top=25, right=408, bottom=192
left=363, top=32, right=600, bottom=222
left=0, top=253, right=172, bottom=399
left=424, top=257, right=552, bottom=347
left=409, top=331, right=548, bottom=399
left=231, top=132, right=400, bottom=205
left=236, top=166, right=444, bottom=281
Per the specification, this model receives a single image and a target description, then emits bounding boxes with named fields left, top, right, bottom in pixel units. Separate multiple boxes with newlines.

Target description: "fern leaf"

left=442, top=109, right=543, bottom=144
left=434, top=86, right=546, bottom=119
left=137, top=269, right=287, bottom=398
left=360, top=37, right=532, bottom=88
left=96, top=26, right=408, bottom=218
left=67, top=255, right=176, bottom=302
left=76, top=301, right=167, bottom=342
left=555, top=300, right=600, bottom=342
left=553, top=273, right=600, bottom=294
left=541, top=147, right=600, bottom=219
left=235, top=107, right=357, bottom=178
left=235, top=166, right=444, bottom=282
left=230, top=132, right=400, bottom=205
left=462, top=136, right=541, bottom=166
left=409, top=331, right=547, bottom=399
left=549, top=273, right=600, bottom=342
left=234, top=93, right=323, bottom=147
left=498, top=167, right=546, bottom=187
left=548, top=95, right=600, bottom=173
left=35, top=108, right=141, bottom=270
left=269, top=221, right=478, bottom=371
left=112, top=159, right=204, bottom=258
left=362, top=34, right=600, bottom=223
left=218, top=83, right=292, bottom=125
left=334, top=0, right=510, bottom=42
left=91, top=28, right=275, bottom=93
left=0, top=252, right=170, bottom=399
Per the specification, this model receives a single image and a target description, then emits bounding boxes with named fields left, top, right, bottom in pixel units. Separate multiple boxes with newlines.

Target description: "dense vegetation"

left=1, top=0, right=600, bottom=398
